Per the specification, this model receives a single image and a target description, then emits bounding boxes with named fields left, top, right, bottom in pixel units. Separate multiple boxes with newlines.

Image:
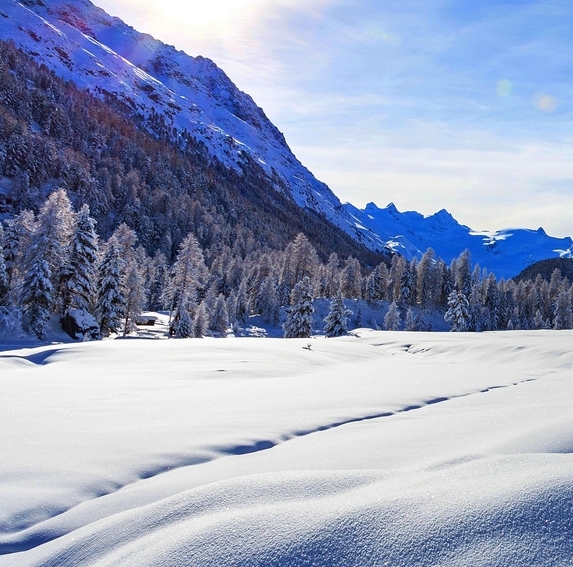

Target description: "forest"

left=1, top=40, right=573, bottom=340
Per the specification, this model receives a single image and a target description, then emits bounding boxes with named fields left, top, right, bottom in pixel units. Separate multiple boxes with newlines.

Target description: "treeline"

left=0, top=39, right=386, bottom=267
left=2, top=189, right=573, bottom=340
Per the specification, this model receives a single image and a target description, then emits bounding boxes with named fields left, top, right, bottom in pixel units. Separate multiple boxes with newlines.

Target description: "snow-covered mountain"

left=0, top=0, right=386, bottom=250
left=2, top=0, right=572, bottom=277
left=345, top=202, right=573, bottom=279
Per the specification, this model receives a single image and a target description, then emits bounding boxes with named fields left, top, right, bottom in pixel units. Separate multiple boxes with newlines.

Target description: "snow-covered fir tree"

left=170, top=297, right=193, bottom=338
left=444, top=289, right=471, bottom=332
left=553, top=287, right=573, bottom=330
left=404, top=308, right=416, bottom=331
left=96, top=239, right=125, bottom=336
left=31, top=189, right=74, bottom=312
left=0, top=236, right=8, bottom=307
left=61, top=204, right=98, bottom=314
left=20, top=250, right=53, bottom=340
left=323, top=292, right=352, bottom=337
left=164, top=233, right=207, bottom=325
left=255, top=275, right=280, bottom=326
left=283, top=276, right=315, bottom=338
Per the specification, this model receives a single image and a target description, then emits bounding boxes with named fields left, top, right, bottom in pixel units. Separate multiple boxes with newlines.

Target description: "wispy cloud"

left=94, top=0, right=573, bottom=236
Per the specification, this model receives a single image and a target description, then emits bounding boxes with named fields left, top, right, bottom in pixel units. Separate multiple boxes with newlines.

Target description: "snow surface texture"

left=2, top=329, right=573, bottom=565
left=346, top=202, right=573, bottom=279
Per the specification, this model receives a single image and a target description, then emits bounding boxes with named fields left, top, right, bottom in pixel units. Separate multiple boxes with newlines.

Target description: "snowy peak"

left=1, top=0, right=351, bottom=230
left=346, top=202, right=573, bottom=278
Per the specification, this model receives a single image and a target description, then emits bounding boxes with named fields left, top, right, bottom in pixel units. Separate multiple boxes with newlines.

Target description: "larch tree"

left=211, top=294, right=230, bottom=337
left=384, top=300, right=401, bottom=331
left=164, top=233, right=207, bottom=330
left=31, top=188, right=74, bottom=312
left=122, top=262, right=146, bottom=336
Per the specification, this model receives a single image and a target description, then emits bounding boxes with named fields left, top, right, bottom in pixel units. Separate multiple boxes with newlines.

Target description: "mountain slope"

left=346, top=202, right=573, bottom=279
left=0, top=0, right=385, bottom=251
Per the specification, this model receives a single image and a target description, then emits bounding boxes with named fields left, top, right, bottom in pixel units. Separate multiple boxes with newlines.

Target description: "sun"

left=143, top=0, right=265, bottom=40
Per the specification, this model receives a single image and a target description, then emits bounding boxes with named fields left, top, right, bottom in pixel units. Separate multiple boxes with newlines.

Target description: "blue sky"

left=94, top=0, right=573, bottom=236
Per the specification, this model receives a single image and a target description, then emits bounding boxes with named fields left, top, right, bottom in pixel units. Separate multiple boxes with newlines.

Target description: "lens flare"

left=496, top=79, right=511, bottom=97
left=535, top=94, right=557, bottom=112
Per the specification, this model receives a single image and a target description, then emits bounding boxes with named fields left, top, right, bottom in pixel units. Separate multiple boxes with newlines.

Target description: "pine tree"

left=122, top=262, right=145, bottom=336
left=553, top=287, right=573, bottom=329
left=61, top=205, right=98, bottom=314
left=192, top=301, right=209, bottom=338
left=323, top=292, right=352, bottom=337
left=20, top=251, right=53, bottom=340
left=171, top=297, right=193, bottom=338
left=164, top=233, right=207, bottom=323
left=256, top=275, right=280, bottom=325
left=384, top=300, right=401, bottom=331
left=0, top=237, right=8, bottom=307
left=340, top=256, right=362, bottom=299
left=444, top=289, right=471, bottom=332
left=283, top=276, right=315, bottom=338
left=405, top=308, right=416, bottom=331
left=96, top=240, right=125, bottom=336
left=31, top=189, right=75, bottom=312
left=533, top=309, right=550, bottom=330
left=211, top=294, right=230, bottom=336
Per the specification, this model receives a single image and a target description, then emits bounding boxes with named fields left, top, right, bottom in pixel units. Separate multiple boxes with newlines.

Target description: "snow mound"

left=8, top=460, right=573, bottom=566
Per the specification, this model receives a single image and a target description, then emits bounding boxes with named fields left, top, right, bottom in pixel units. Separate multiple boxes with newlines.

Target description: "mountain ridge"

left=1, top=0, right=387, bottom=250
left=345, top=201, right=573, bottom=279
left=2, top=0, right=572, bottom=278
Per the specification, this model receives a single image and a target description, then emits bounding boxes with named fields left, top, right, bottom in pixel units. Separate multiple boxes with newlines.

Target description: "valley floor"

left=1, top=330, right=573, bottom=565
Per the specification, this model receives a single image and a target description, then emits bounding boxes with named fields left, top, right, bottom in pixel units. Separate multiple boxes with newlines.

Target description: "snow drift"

left=1, top=330, right=573, bottom=565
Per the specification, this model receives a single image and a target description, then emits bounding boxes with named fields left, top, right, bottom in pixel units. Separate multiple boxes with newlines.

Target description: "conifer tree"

left=61, top=205, right=98, bottom=314
left=0, top=237, right=8, bottom=307
left=553, top=287, right=573, bottom=330
left=31, top=189, right=74, bottom=311
left=122, top=262, right=146, bottom=336
left=405, top=308, right=416, bottom=331
left=323, top=292, right=352, bottom=337
left=384, top=300, right=401, bottom=331
left=20, top=250, right=53, bottom=340
left=170, top=296, right=193, bottom=338
left=256, top=275, right=280, bottom=325
left=444, top=289, right=471, bottom=332
left=341, top=256, right=362, bottom=299
left=164, top=233, right=207, bottom=322
left=211, top=294, right=230, bottom=336
left=96, top=240, right=125, bottom=336
left=283, top=276, right=314, bottom=338
left=192, top=301, right=209, bottom=338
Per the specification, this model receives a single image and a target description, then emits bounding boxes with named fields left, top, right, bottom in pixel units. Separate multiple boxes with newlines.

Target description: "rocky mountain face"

left=0, top=0, right=385, bottom=251
left=2, top=0, right=571, bottom=278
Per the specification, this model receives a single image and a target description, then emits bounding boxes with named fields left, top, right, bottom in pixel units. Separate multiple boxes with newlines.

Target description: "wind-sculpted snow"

left=2, top=331, right=573, bottom=564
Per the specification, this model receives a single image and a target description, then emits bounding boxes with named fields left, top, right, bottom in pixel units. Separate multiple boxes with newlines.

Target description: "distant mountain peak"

left=344, top=201, right=573, bottom=278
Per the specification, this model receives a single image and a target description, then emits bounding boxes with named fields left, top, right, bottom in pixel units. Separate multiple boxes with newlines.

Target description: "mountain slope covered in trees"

left=0, top=0, right=387, bottom=251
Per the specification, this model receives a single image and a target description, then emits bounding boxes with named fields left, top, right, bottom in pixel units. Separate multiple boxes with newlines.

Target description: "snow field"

left=1, top=330, right=573, bottom=565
